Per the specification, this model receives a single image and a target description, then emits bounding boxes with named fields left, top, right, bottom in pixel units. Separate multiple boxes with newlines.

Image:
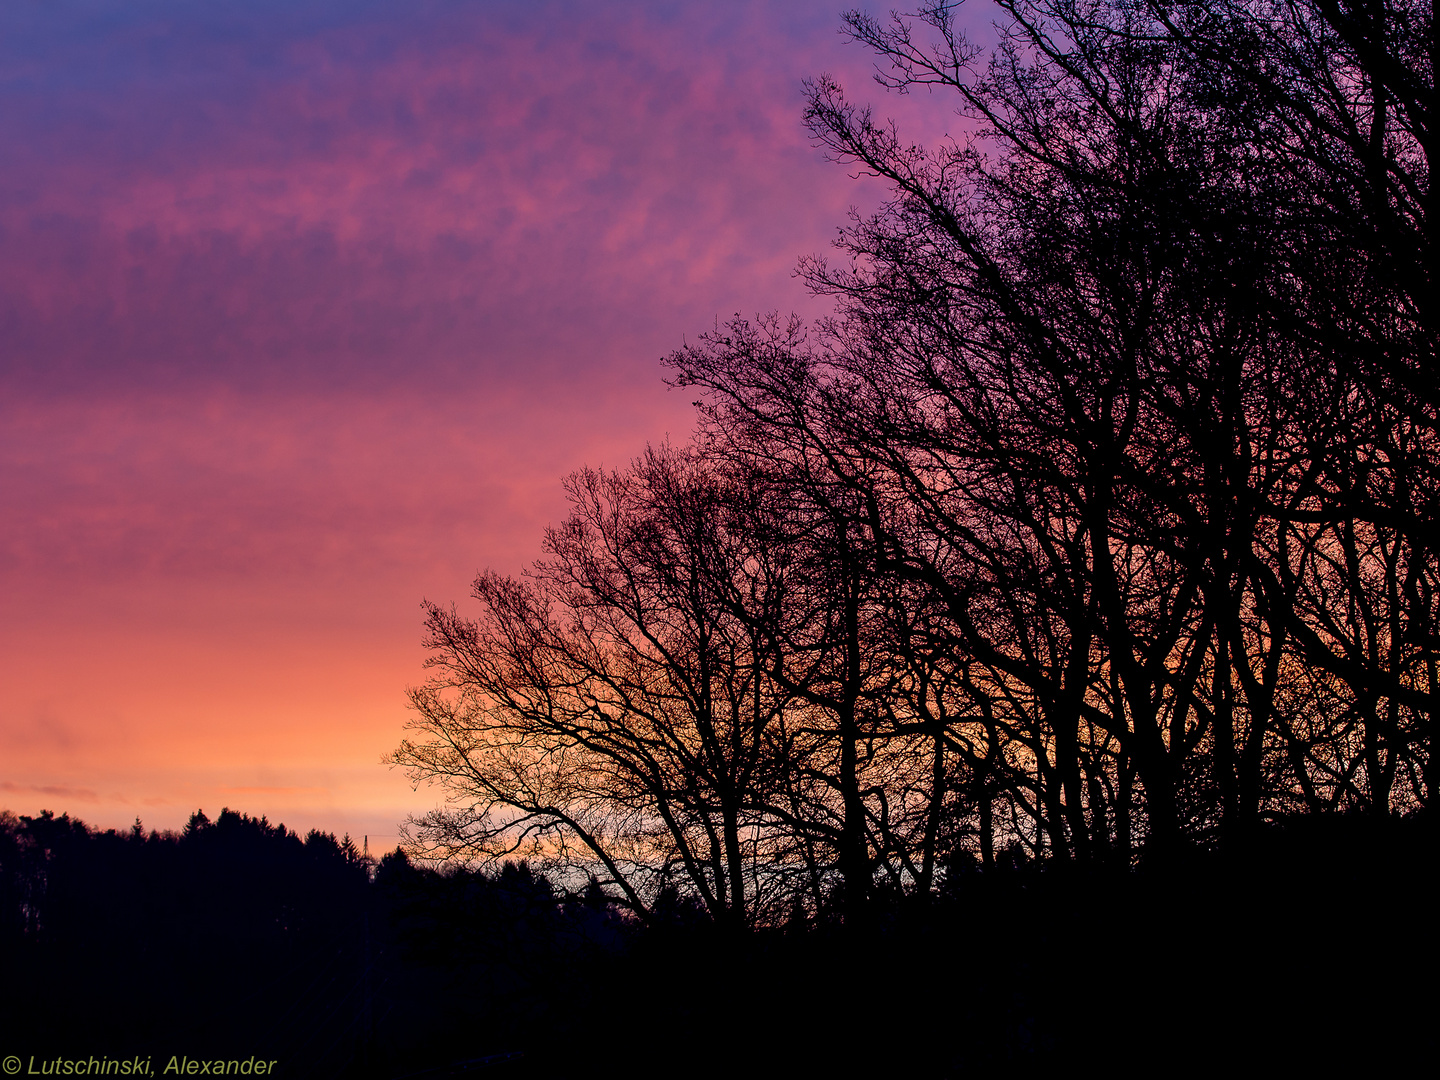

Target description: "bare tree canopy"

left=394, top=0, right=1434, bottom=922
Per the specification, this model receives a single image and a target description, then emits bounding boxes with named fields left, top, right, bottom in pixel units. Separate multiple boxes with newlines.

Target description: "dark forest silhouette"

left=3, top=1, right=1434, bottom=1075
left=0, top=809, right=625, bottom=1076
left=0, top=808, right=1427, bottom=1075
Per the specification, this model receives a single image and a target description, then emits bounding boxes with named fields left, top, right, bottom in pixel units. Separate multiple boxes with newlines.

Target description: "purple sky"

left=1, top=0, right=987, bottom=845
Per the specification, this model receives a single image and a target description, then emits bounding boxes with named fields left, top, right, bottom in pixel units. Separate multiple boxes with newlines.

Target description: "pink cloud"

left=1, top=781, right=103, bottom=804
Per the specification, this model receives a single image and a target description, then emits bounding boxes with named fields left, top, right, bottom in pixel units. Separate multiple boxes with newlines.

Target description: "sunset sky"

left=1, top=0, right=978, bottom=846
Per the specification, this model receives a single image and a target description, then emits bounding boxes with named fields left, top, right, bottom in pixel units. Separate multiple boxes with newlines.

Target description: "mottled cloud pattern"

left=0, top=0, right=976, bottom=841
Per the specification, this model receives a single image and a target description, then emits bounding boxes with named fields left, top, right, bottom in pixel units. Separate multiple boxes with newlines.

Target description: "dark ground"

left=1, top=811, right=1430, bottom=1078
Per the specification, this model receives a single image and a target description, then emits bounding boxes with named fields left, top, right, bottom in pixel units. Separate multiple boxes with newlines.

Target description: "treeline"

left=3, top=807, right=1424, bottom=1075
left=0, top=809, right=622, bottom=1077
left=392, top=0, right=1435, bottom=929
